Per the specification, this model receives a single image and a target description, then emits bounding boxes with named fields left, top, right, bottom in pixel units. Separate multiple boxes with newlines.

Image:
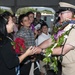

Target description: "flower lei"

left=43, top=20, right=75, bottom=73
left=11, top=38, right=26, bottom=54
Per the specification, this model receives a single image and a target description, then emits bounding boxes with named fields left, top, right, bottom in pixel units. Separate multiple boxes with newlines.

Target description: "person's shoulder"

left=16, top=27, right=25, bottom=34
left=0, top=37, right=11, bottom=48
left=38, top=33, right=44, bottom=38
left=16, top=30, right=21, bottom=35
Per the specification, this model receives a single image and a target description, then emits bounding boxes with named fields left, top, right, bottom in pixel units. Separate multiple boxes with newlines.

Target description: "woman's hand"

left=18, top=46, right=37, bottom=63
left=25, top=46, right=36, bottom=56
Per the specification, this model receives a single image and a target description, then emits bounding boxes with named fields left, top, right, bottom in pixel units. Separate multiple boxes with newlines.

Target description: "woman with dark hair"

left=0, top=14, right=36, bottom=75
left=15, top=13, right=35, bottom=75
left=1, top=11, right=14, bottom=39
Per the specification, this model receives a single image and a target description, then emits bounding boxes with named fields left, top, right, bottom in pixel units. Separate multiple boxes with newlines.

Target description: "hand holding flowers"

left=11, top=38, right=36, bottom=55
left=11, top=38, right=26, bottom=54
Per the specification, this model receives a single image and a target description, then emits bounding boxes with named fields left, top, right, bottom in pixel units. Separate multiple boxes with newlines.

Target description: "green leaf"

left=11, top=42, right=15, bottom=45
left=20, top=47, right=23, bottom=51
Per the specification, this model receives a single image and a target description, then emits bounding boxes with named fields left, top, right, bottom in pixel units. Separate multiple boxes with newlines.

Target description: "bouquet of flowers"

left=11, top=38, right=26, bottom=54
left=43, top=21, right=75, bottom=73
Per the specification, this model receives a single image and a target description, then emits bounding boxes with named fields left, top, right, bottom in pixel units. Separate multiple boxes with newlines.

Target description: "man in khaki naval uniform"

left=62, top=28, right=75, bottom=75
left=57, top=2, right=75, bottom=75
left=34, top=2, right=75, bottom=75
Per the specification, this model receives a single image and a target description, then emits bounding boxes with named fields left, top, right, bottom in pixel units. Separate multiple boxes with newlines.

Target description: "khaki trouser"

left=62, top=63, right=75, bottom=75
left=40, top=60, right=46, bottom=74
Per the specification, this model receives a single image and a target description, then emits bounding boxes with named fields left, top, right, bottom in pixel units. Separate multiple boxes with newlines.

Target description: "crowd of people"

left=0, top=1, right=75, bottom=75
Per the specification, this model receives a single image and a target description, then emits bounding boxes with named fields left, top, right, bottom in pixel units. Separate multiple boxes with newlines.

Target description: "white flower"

left=51, top=43, right=57, bottom=51
left=64, top=35, right=68, bottom=39
left=48, top=43, right=57, bottom=57
left=54, top=57, right=57, bottom=60
left=63, top=24, right=72, bottom=32
left=48, top=53, right=51, bottom=57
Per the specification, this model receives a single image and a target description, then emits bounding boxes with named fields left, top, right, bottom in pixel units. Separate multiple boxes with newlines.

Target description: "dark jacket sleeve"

left=1, top=39, right=19, bottom=69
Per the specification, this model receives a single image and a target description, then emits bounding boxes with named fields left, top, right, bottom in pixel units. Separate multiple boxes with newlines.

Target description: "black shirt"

left=0, top=38, right=19, bottom=75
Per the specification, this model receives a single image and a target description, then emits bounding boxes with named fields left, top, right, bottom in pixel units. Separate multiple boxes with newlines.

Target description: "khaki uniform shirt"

left=62, top=28, right=75, bottom=75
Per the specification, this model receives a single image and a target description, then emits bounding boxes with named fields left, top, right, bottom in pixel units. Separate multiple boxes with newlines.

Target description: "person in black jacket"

left=0, top=12, right=36, bottom=75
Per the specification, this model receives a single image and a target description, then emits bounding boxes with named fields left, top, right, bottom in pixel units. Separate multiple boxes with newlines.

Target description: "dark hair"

left=0, top=15, right=8, bottom=46
left=36, top=12, right=41, bottom=15
left=40, top=23, right=48, bottom=29
left=2, top=11, right=12, bottom=20
left=26, top=11, right=34, bottom=16
left=0, top=16, right=7, bottom=36
left=1, top=11, right=13, bottom=38
left=54, top=13, right=60, bottom=24
left=18, top=14, right=28, bottom=30
left=0, top=12, right=13, bottom=46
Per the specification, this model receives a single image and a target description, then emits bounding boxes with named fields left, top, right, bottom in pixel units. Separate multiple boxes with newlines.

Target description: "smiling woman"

left=0, top=11, right=37, bottom=75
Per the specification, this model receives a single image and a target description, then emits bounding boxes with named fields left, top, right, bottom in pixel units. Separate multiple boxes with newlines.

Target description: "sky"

left=0, top=6, right=10, bottom=10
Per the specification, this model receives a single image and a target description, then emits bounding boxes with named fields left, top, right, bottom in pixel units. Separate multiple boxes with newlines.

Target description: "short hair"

left=26, top=11, right=34, bottom=16
left=18, top=14, right=28, bottom=30
left=18, top=14, right=27, bottom=24
left=36, top=12, right=41, bottom=15
left=40, top=23, right=48, bottom=29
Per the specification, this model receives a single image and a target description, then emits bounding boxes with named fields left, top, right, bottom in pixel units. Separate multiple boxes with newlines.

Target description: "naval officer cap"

left=57, top=2, right=75, bottom=14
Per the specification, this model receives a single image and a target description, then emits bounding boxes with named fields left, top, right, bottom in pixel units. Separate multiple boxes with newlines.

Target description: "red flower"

left=11, top=38, right=26, bottom=54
